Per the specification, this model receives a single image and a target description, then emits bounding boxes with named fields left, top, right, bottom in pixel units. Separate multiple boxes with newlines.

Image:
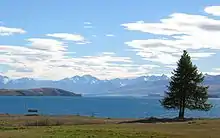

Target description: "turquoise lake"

left=0, top=96, right=219, bottom=118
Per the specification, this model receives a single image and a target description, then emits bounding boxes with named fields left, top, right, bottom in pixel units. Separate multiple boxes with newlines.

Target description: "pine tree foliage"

left=160, top=50, right=212, bottom=118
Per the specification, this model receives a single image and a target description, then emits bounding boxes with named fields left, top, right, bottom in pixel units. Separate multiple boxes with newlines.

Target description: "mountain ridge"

left=0, top=74, right=219, bottom=97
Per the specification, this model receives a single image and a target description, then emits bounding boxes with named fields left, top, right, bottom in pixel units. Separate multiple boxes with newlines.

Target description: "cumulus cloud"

left=0, top=26, right=26, bottom=36
left=4, top=5, right=220, bottom=79
left=204, top=6, right=220, bottom=16
left=122, top=6, right=220, bottom=65
left=46, top=33, right=88, bottom=43
left=27, top=38, right=67, bottom=52
left=0, top=43, right=159, bottom=80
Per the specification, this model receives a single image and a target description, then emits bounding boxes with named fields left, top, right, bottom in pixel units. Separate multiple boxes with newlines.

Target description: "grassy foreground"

left=0, top=115, right=219, bottom=138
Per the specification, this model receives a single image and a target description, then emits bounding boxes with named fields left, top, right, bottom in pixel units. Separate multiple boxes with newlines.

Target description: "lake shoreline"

left=1, top=113, right=219, bottom=121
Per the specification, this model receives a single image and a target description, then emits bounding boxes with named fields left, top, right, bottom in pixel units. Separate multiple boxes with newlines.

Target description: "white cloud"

left=204, top=6, right=220, bottom=16
left=106, top=34, right=115, bottom=37
left=165, top=65, right=176, bottom=69
left=102, top=52, right=115, bottom=55
left=27, top=38, right=67, bottom=52
left=47, top=33, right=89, bottom=43
left=76, top=41, right=91, bottom=45
left=203, top=68, right=220, bottom=75
left=4, top=6, right=220, bottom=79
left=0, top=43, right=159, bottom=80
left=0, top=26, right=26, bottom=36
left=83, top=22, right=93, bottom=29
left=122, top=6, right=220, bottom=64
left=189, top=52, right=216, bottom=60
left=203, top=72, right=220, bottom=75
left=214, top=68, right=220, bottom=71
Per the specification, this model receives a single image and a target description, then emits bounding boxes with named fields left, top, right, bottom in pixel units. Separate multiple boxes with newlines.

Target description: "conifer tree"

left=160, top=50, right=212, bottom=119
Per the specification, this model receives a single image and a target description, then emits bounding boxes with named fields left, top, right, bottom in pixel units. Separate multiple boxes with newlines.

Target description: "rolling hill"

left=0, top=88, right=82, bottom=96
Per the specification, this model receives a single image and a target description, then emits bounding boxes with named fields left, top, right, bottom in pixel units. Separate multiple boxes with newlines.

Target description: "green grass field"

left=0, top=115, right=219, bottom=138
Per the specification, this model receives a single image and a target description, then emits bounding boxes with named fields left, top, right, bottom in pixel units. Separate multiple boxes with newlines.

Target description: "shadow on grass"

left=118, top=117, right=194, bottom=124
left=24, top=119, right=64, bottom=126
left=0, top=126, right=26, bottom=131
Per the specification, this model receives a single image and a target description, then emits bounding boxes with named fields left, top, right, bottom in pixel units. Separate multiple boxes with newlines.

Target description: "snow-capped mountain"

left=0, top=75, right=10, bottom=84
left=0, top=74, right=219, bottom=97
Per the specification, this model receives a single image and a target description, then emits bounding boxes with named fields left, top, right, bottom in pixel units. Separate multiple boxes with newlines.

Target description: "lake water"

left=0, top=96, right=220, bottom=118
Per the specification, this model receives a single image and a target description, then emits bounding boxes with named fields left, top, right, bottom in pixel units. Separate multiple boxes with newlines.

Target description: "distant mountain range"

left=0, top=74, right=220, bottom=97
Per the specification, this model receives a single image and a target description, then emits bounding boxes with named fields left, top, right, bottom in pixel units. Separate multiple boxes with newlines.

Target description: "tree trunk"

left=181, top=107, right=185, bottom=119
left=179, top=97, right=185, bottom=119
left=178, top=107, right=182, bottom=119
left=178, top=99, right=183, bottom=119
left=181, top=91, right=186, bottom=119
left=181, top=98, right=186, bottom=119
left=179, top=108, right=184, bottom=119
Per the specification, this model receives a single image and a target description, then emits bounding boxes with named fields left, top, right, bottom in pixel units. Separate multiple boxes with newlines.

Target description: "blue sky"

left=1, top=0, right=220, bottom=80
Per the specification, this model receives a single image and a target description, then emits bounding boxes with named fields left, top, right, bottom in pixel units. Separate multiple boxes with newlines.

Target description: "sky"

left=1, top=0, right=220, bottom=80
